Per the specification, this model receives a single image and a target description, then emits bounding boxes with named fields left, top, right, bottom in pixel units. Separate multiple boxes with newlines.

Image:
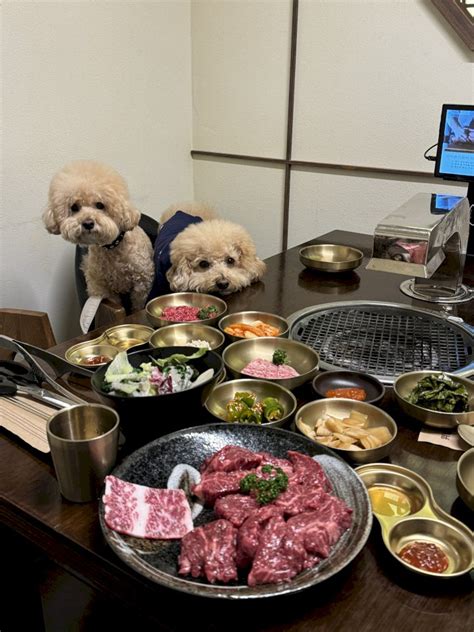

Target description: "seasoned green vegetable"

left=225, top=391, right=284, bottom=424
left=198, top=305, right=219, bottom=320
left=240, top=465, right=289, bottom=504
left=408, top=373, right=469, bottom=413
left=150, top=346, right=206, bottom=368
left=272, top=348, right=288, bottom=366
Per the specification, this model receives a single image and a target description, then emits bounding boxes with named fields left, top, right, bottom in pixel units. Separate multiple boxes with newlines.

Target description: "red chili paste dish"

left=398, top=541, right=449, bottom=573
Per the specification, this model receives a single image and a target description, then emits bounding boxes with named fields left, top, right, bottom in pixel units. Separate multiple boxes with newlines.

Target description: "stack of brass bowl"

left=299, top=244, right=363, bottom=272
left=66, top=324, right=153, bottom=368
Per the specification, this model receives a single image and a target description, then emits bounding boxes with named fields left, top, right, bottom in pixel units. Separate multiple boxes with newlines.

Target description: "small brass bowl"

left=205, top=378, right=297, bottom=428
left=65, top=342, right=119, bottom=368
left=456, top=447, right=474, bottom=511
left=103, top=324, right=153, bottom=351
left=299, top=244, right=364, bottom=272
left=393, top=371, right=474, bottom=429
left=218, top=311, right=289, bottom=343
left=149, top=323, right=225, bottom=352
left=222, top=337, right=319, bottom=390
left=145, top=292, right=227, bottom=328
left=387, top=517, right=473, bottom=577
left=295, top=398, right=397, bottom=463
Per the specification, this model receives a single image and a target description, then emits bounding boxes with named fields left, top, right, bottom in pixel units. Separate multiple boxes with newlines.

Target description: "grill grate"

left=290, top=304, right=473, bottom=382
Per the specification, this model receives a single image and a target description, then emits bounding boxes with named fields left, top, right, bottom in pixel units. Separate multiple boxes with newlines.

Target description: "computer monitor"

left=434, top=104, right=474, bottom=182
left=434, top=104, right=474, bottom=255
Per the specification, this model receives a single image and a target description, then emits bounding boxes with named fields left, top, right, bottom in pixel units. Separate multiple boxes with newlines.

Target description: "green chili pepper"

left=240, top=406, right=263, bottom=424
left=226, top=400, right=247, bottom=422
left=261, top=397, right=284, bottom=421
left=234, top=391, right=257, bottom=408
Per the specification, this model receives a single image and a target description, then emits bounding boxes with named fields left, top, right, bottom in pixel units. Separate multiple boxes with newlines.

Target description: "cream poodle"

left=147, top=202, right=266, bottom=299
left=43, top=160, right=154, bottom=311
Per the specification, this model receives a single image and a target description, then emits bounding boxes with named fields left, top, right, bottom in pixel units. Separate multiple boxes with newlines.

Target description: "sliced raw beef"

left=178, top=519, right=238, bottom=583
left=192, top=470, right=246, bottom=505
left=236, top=504, right=283, bottom=568
left=247, top=515, right=316, bottom=586
left=287, top=451, right=332, bottom=492
left=201, top=445, right=263, bottom=475
left=274, top=484, right=329, bottom=516
left=103, top=475, right=193, bottom=539
left=285, top=497, right=352, bottom=558
left=214, top=494, right=260, bottom=527
left=255, top=452, right=294, bottom=478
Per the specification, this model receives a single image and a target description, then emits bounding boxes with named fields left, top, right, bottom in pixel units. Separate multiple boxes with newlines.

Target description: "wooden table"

left=1, top=231, right=473, bottom=631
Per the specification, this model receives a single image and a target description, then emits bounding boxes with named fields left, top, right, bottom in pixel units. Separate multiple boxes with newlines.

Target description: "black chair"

left=75, top=213, right=159, bottom=326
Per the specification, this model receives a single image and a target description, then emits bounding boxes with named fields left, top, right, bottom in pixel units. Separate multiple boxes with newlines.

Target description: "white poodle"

left=43, top=160, right=154, bottom=311
left=147, top=202, right=266, bottom=299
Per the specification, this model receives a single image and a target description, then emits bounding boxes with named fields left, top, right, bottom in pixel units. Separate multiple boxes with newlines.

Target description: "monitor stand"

left=468, top=181, right=474, bottom=256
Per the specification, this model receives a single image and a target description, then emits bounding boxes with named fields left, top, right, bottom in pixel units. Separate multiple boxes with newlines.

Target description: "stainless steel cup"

left=47, top=404, right=120, bottom=502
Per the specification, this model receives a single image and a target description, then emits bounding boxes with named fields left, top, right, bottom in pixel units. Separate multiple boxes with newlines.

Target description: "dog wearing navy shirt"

left=147, top=203, right=266, bottom=300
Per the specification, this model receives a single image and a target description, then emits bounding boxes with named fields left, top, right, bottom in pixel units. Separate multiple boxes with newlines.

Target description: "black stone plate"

left=99, top=423, right=372, bottom=599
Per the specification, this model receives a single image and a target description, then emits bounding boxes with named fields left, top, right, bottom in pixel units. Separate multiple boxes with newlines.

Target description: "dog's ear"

left=42, top=205, right=61, bottom=234
left=166, top=256, right=194, bottom=292
left=236, top=240, right=266, bottom=283
left=121, top=201, right=141, bottom=232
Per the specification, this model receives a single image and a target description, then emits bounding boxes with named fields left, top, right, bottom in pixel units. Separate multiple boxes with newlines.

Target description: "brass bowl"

left=218, top=311, right=289, bottom=343
left=456, top=447, right=474, bottom=511
left=387, top=517, right=473, bottom=577
left=103, top=324, right=153, bottom=350
left=222, top=337, right=319, bottom=390
left=393, top=370, right=474, bottom=429
left=295, top=398, right=397, bottom=463
left=205, top=378, right=297, bottom=428
left=145, top=292, right=227, bottom=328
left=299, top=244, right=364, bottom=272
left=65, top=342, right=120, bottom=368
left=149, top=323, right=225, bottom=352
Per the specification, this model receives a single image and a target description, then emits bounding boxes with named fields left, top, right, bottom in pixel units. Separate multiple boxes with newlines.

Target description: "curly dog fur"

left=43, top=160, right=154, bottom=311
left=161, top=203, right=266, bottom=295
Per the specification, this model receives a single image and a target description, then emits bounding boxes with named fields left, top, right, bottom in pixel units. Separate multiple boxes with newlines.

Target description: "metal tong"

left=0, top=335, right=92, bottom=406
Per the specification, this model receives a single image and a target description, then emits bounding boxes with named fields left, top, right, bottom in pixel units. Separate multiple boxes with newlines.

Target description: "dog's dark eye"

left=70, top=203, right=80, bottom=213
left=199, top=260, right=210, bottom=269
left=95, top=202, right=105, bottom=210
left=226, top=257, right=235, bottom=266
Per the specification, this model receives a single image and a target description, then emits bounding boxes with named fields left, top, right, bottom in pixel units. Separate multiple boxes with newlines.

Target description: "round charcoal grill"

left=288, top=301, right=474, bottom=384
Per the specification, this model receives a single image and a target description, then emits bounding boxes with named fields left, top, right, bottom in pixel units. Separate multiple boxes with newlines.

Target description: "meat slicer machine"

left=367, top=193, right=473, bottom=304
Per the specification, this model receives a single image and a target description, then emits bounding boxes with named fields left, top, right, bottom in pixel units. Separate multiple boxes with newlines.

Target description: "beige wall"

left=191, top=0, right=474, bottom=251
left=1, top=1, right=194, bottom=341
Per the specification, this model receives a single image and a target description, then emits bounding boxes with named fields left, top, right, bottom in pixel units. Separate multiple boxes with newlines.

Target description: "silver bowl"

left=393, top=370, right=474, bottom=429
left=205, top=378, right=297, bottom=427
left=146, top=292, right=227, bottom=328
left=149, top=323, right=225, bottom=352
left=218, top=311, right=289, bottom=343
left=222, top=337, right=319, bottom=391
left=456, top=447, right=474, bottom=511
left=295, top=398, right=397, bottom=464
left=299, top=244, right=363, bottom=272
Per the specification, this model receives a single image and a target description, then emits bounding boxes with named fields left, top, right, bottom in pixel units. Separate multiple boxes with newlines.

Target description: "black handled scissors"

left=0, top=361, right=78, bottom=408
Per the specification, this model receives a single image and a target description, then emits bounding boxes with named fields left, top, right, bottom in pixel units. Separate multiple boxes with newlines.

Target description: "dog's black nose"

left=216, top=280, right=229, bottom=290
left=82, top=221, right=95, bottom=231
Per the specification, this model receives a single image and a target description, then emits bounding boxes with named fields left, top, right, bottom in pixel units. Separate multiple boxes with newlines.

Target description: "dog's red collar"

left=103, top=231, right=125, bottom=250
